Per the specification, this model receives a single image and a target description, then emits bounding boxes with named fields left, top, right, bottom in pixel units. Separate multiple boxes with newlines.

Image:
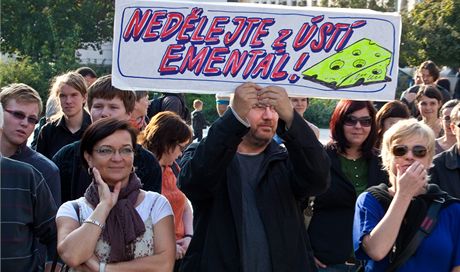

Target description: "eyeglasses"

left=442, top=115, right=451, bottom=122
left=344, top=116, right=372, bottom=127
left=392, top=145, right=427, bottom=158
left=4, top=109, right=39, bottom=125
left=93, top=146, right=134, bottom=157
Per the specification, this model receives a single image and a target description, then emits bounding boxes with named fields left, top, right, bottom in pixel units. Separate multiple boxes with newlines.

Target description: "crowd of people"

left=1, top=60, right=460, bottom=272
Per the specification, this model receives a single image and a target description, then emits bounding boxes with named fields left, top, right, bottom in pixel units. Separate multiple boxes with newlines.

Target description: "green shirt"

left=339, top=155, right=368, bottom=195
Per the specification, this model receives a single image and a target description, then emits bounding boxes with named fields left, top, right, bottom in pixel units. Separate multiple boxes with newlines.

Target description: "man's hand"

left=230, top=82, right=262, bottom=120
left=257, top=86, right=294, bottom=127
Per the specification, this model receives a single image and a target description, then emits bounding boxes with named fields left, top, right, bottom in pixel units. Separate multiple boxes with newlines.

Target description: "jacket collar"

left=444, top=144, right=460, bottom=170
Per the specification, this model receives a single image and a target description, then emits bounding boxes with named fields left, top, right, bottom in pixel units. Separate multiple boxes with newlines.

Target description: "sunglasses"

left=344, top=116, right=372, bottom=127
left=442, top=115, right=451, bottom=122
left=392, top=145, right=428, bottom=158
left=4, top=109, right=39, bottom=125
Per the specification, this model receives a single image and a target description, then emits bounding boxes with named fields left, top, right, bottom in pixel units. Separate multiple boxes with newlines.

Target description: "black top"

left=430, top=144, right=460, bottom=198
left=308, top=144, right=388, bottom=265
left=35, top=110, right=92, bottom=159
left=11, top=144, right=61, bottom=205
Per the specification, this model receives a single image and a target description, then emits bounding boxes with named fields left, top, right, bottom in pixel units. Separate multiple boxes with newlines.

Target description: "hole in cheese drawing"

left=302, top=38, right=392, bottom=89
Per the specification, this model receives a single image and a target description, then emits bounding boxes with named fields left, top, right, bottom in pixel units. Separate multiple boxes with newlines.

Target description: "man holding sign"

left=178, top=82, right=330, bottom=271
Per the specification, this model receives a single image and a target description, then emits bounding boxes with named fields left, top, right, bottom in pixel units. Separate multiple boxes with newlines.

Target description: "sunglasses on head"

left=344, top=116, right=372, bottom=127
left=392, top=145, right=427, bottom=158
left=4, top=109, right=39, bottom=125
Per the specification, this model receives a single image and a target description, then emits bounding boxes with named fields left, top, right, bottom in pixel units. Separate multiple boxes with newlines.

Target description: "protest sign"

left=113, top=0, right=401, bottom=100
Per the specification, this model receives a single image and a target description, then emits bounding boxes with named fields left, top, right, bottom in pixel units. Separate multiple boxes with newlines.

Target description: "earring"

left=88, top=167, right=94, bottom=177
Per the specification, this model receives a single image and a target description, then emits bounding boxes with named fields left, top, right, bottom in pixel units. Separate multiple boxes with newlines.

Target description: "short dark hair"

left=415, top=85, right=442, bottom=103
left=436, top=78, right=451, bottom=93
left=87, top=75, right=136, bottom=114
left=375, top=101, right=410, bottom=148
left=329, top=100, right=377, bottom=158
left=76, top=67, right=98, bottom=78
left=418, top=60, right=440, bottom=81
left=80, top=118, right=138, bottom=169
left=440, top=99, right=460, bottom=112
left=138, top=111, right=192, bottom=160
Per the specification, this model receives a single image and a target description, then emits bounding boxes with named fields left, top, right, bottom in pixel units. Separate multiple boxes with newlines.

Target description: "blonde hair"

left=49, top=71, right=87, bottom=121
left=450, top=103, right=460, bottom=125
left=193, top=99, right=203, bottom=109
left=380, top=119, right=435, bottom=179
left=0, top=83, right=43, bottom=115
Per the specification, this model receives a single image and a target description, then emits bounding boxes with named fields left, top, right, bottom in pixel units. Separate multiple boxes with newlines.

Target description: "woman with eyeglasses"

left=353, top=119, right=460, bottom=271
left=308, top=100, right=388, bottom=272
left=138, top=111, right=194, bottom=271
left=415, top=85, right=444, bottom=138
left=435, top=99, right=460, bottom=154
left=56, top=118, right=175, bottom=271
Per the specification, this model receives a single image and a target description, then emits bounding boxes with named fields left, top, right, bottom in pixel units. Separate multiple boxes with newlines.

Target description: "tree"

left=1, top=0, right=114, bottom=73
left=400, top=0, right=460, bottom=67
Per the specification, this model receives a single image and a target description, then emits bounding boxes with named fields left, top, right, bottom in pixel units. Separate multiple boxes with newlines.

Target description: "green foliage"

left=400, top=0, right=460, bottom=67
left=0, top=58, right=50, bottom=102
left=1, top=0, right=114, bottom=74
left=185, top=94, right=219, bottom=123
left=304, top=98, right=338, bottom=128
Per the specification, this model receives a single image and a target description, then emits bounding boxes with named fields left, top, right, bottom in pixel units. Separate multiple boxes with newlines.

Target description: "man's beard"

left=243, top=127, right=273, bottom=148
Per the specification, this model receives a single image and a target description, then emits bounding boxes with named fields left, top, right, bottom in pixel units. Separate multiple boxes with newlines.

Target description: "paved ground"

left=319, top=128, right=330, bottom=145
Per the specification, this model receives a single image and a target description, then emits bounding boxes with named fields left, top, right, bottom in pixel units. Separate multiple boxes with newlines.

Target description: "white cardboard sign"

left=113, top=0, right=401, bottom=100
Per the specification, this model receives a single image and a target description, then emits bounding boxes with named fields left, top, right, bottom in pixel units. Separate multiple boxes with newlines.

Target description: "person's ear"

left=84, top=151, right=93, bottom=168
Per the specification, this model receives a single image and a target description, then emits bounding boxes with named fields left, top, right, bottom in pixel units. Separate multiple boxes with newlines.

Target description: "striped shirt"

left=1, top=157, right=58, bottom=271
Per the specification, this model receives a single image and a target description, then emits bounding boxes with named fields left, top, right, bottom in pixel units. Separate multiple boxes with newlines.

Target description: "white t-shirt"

left=57, top=191, right=172, bottom=225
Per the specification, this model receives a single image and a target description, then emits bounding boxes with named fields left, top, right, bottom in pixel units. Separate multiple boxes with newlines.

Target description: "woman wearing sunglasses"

left=353, top=119, right=460, bottom=271
left=56, top=118, right=175, bottom=271
left=138, top=111, right=194, bottom=271
left=308, top=100, right=388, bottom=271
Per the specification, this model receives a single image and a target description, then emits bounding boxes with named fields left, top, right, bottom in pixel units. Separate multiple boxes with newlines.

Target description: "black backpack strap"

left=386, top=197, right=445, bottom=271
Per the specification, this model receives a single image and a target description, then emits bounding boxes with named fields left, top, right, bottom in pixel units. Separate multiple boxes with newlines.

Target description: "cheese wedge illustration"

left=302, top=38, right=392, bottom=89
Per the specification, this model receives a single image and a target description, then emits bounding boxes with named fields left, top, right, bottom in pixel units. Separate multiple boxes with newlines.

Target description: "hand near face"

left=395, top=161, right=427, bottom=198
left=257, top=86, right=294, bottom=127
left=93, top=167, right=121, bottom=209
left=230, top=82, right=262, bottom=120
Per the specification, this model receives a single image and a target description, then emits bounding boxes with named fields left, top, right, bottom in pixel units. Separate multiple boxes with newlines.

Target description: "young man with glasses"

left=430, top=102, right=460, bottom=198
left=52, top=75, right=162, bottom=203
left=0, top=84, right=61, bottom=270
left=0, top=83, right=61, bottom=205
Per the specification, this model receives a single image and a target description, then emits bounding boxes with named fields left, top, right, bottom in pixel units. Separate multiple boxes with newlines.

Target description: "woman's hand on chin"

left=93, top=167, right=122, bottom=209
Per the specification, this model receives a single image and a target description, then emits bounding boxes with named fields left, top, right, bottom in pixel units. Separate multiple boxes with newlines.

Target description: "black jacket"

left=35, top=111, right=92, bottom=159
left=430, top=144, right=460, bottom=198
left=308, top=144, right=388, bottom=265
left=178, top=110, right=330, bottom=272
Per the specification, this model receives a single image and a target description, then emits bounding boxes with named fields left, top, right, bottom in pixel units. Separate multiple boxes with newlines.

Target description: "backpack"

left=147, top=93, right=190, bottom=124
